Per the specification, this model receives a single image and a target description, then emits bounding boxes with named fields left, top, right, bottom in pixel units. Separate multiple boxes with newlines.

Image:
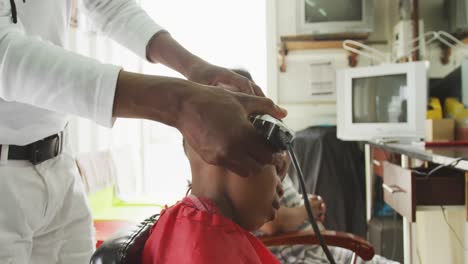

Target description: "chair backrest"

left=260, top=230, right=375, bottom=261
left=90, top=214, right=160, bottom=264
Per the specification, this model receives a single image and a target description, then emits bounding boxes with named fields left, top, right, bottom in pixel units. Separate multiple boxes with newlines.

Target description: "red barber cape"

left=142, top=195, right=280, bottom=264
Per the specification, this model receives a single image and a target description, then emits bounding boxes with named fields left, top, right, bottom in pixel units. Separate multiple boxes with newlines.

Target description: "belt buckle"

left=30, top=141, right=40, bottom=165
left=30, top=132, right=62, bottom=165
left=55, top=131, right=63, bottom=155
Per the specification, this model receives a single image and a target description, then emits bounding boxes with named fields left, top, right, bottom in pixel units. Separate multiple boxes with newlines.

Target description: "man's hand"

left=187, top=62, right=265, bottom=96
left=113, top=71, right=287, bottom=178
left=176, top=84, right=286, bottom=177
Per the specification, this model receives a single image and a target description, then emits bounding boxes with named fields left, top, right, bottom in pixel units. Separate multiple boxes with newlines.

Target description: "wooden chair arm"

left=259, top=230, right=375, bottom=261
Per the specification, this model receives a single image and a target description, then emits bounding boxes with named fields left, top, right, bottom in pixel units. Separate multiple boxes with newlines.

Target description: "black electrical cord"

left=9, top=0, right=24, bottom=24
left=9, top=0, right=17, bottom=23
left=411, top=157, right=464, bottom=180
left=287, top=145, right=336, bottom=264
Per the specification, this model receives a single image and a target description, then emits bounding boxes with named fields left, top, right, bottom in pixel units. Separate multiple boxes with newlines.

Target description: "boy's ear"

left=182, top=138, right=196, bottom=161
left=276, top=152, right=290, bottom=181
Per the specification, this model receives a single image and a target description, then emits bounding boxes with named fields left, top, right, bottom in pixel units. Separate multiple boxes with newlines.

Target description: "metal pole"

left=411, top=0, right=420, bottom=61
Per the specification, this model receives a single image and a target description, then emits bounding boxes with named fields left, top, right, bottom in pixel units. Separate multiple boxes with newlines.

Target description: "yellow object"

left=427, top=98, right=443, bottom=119
left=445, top=97, right=464, bottom=118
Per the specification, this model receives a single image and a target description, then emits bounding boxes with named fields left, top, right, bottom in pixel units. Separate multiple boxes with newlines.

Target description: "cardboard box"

left=425, top=119, right=455, bottom=142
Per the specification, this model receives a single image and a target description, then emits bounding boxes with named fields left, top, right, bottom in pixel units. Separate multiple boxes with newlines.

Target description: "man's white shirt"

left=0, top=0, right=163, bottom=145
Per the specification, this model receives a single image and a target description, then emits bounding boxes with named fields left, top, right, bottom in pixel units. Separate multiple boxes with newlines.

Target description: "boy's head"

left=183, top=139, right=287, bottom=231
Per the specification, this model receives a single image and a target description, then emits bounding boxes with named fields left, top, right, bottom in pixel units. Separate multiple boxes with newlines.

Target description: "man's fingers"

left=232, top=76, right=265, bottom=97
left=251, top=82, right=265, bottom=97
left=231, top=74, right=263, bottom=96
left=218, top=81, right=254, bottom=95
left=240, top=79, right=256, bottom=95
left=238, top=94, right=287, bottom=119
left=220, top=75, right=257, bottom=95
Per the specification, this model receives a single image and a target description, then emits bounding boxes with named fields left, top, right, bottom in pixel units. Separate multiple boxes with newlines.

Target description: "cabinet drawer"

left=383, top=161, right=465, bottom=222
left=373, top=148, right=400, bottom=177
left=382, top=162, right=415, bottom=221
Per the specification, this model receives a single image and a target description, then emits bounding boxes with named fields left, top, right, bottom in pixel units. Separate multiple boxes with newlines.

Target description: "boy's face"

left=226, top=162, right=283, bottom=231
left=184, top=140, right=288, bottom=231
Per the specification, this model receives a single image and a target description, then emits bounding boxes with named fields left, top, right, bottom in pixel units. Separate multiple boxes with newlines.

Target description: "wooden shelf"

left=278, top=34, right=386, bottom=72
left=280, top=33, right=370, bottom=42
left=280, top=33, right=369, bottom=52
left=282, top=40, right=347, bottom=51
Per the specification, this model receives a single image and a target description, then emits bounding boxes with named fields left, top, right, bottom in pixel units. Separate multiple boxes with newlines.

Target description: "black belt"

left=0, top=132, right=63, bottom=165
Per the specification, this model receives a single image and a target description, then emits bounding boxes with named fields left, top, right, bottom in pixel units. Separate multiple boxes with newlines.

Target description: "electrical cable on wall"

left=343, top=30, right=468, bottom=65
left=342, top=39, right=389, bottom=64
left=440, top=206, right=468, bottom=252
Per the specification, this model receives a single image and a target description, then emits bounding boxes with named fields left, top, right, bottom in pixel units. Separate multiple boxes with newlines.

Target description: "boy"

left=142, top=139, right=285, bottom=263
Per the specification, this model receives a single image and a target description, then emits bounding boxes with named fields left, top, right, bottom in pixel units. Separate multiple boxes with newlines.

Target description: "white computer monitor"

left=296, top=0, right=374, bottom=36
left=446, top=0, right=468, bottom=34
left=337, top=61, right=428, bottom=141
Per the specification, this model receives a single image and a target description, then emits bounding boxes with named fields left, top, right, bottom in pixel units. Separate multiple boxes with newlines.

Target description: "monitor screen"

left=352, top=74, right=408, bottom=124
left=304, top=0, right=362, bottom=23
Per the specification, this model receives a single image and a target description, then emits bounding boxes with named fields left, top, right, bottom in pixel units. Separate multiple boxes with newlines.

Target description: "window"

left=69, top=0, right=267, bottom=204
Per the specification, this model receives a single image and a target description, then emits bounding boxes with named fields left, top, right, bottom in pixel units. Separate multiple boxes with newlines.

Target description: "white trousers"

left=0, top=137, right=95, bottom=263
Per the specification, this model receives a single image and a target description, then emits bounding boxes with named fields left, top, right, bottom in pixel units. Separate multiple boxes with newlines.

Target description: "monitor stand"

left=374, top=137, right=423, bottom=145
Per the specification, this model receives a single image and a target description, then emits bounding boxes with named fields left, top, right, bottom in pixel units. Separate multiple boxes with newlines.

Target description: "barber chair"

left=90, top=214, right=375, bottom=264
left=90, top=213, right=160, bottom=264
left=260, top=230, right=375, bottom=264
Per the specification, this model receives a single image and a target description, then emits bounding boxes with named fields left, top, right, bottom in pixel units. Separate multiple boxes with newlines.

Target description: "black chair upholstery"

left=90, top=214, right=160, bottom=264
left=287, top=126, right=366, bottom=237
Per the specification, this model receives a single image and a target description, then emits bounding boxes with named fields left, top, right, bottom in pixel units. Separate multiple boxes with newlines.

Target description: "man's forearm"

left=112, top=70, right=194, bottom=127
left=146, top=32, right=206, bottom=79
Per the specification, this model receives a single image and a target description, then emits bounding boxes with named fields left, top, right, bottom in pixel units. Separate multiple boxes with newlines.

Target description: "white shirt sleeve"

left=82, top=0, right=165, bottom=60
left=0, top=1, right=122, bottom=128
